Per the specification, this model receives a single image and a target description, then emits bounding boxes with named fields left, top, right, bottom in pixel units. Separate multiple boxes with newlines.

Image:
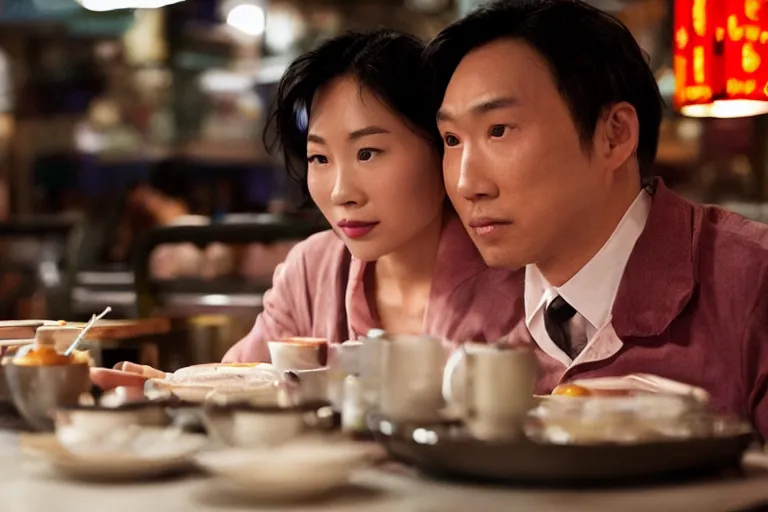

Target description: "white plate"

left=147, top=363, right=279, bottom=403
left=196, top=438, right=382, bottom=502
left=23, top=428, right=207, bottom=481
left=48, top=452, right=197, bottom=481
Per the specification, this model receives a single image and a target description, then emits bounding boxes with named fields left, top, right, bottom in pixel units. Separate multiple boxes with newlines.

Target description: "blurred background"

left=0, top=0, right=764, bottom=369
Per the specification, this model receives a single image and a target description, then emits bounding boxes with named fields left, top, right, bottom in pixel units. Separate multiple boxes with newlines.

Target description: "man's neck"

left=537, top=182, right=642, bottom=287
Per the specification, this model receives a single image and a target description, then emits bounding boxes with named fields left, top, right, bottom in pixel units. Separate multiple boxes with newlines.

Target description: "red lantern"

left=674, top=0, right=768, bottom=118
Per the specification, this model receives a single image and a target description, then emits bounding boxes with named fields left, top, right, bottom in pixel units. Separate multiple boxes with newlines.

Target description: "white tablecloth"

left=2, top=431, right=768, bottom=512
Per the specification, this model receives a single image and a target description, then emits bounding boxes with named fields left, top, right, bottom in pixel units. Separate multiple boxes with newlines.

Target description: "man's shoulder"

left=698, top=203, right=768, bottom=267
left=694, top=203, right=768, bottom=298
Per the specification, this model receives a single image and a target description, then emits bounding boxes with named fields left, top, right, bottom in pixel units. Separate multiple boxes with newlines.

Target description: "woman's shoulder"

left=280, top=229, right=349, bottom=281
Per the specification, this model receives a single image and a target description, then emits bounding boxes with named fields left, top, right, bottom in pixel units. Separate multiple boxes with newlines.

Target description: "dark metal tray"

left=369, top=413, right=755, bottom=485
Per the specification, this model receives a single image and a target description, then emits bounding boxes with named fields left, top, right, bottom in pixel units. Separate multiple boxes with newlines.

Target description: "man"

left=426, top=0, right=768, bottom=437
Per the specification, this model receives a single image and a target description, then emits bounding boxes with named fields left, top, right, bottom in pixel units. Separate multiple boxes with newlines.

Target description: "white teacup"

left=203, top=401, right=324, bottom=448
left=443, top=343, right=537, bottom=441
left=379, top=334, right=448, bottom=424
left=290, top=367, right=330, bottom=404
left=55, top=403, right=170, bottom=447
left=267, top=338, right=328, bottom=372
left=232, top=408, right=306, bottom=448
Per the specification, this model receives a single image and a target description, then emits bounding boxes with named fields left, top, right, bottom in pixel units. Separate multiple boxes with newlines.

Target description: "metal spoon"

left=64, top=306, right=112, bottom=356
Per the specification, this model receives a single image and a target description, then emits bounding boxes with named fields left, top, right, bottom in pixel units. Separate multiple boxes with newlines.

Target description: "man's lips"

left=468, top=217, right=511, bottom=236
left=337, top=220, right=380, bottom=239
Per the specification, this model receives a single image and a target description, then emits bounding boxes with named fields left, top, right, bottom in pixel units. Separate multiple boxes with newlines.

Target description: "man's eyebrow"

left=436, top=108, right=454, bottom=123
left=470, top=96, right=520, bottom=115
left=436, top=96, right=520, bottom=122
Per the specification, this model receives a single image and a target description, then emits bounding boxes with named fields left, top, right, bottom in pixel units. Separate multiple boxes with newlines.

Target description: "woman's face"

left=306, top=75, right=445, bottom=262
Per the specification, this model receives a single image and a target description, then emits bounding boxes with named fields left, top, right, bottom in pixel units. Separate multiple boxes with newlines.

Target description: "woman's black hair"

left=263, top=29, right=441, bottom=202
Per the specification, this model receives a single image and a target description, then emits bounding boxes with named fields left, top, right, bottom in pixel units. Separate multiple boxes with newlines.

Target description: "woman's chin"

left=344, top=243, right=387, bottom=263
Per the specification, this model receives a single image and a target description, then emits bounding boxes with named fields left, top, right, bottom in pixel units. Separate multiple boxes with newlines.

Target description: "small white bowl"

left=196, top=438, right=382, bottom=502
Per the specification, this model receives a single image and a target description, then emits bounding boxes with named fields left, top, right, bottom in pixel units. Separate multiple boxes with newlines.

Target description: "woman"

left=91, top=29, right=523, bottom=388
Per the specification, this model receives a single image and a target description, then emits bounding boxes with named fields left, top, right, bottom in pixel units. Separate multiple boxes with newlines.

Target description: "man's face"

left=438, top=39, right=610, bottom=271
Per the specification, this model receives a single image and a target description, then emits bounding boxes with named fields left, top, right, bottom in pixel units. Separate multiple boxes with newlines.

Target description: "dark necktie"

left=544, top=295, right=578, bottom=358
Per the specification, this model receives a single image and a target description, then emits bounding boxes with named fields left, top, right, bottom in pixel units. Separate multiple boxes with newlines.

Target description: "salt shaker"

left=341, top=374, right=367, bottom=436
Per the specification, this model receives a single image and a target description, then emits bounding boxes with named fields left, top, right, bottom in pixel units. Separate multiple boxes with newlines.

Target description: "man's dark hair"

left=424, top=0, right=664, bottom=181
left=264, top=29, right=441, bottom=198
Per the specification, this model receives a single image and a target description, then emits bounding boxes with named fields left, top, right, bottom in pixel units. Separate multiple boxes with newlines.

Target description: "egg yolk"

left=552, top=384, right=592, bottom=397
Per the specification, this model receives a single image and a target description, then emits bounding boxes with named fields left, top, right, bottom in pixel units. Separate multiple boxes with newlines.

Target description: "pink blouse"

left=222, top=215, right=524, bottom=363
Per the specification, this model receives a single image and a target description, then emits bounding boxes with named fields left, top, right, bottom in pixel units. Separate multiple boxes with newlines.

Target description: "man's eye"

left=489, top=125, right=507, bottom=138
left=357, top=148, right=380, bottom=161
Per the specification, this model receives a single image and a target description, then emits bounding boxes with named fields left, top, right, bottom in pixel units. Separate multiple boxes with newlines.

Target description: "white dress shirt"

left=525, top=191, right=652, bottom=366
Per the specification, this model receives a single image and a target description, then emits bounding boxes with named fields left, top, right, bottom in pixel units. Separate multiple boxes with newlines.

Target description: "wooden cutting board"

left=0, top=319, right=170, bottom=341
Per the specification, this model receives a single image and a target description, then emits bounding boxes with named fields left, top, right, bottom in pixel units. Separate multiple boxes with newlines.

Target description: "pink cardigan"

left=223, top=215, right=524, bottom=362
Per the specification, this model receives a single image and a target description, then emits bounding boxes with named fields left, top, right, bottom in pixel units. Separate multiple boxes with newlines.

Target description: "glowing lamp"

left=674, top=0, right=768, bottom=118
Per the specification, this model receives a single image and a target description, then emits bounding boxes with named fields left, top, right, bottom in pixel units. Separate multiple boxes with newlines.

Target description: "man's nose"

left=456, top=147, right=500, bottom=202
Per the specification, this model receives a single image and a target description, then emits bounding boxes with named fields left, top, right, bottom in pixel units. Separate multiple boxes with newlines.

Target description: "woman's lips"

left=337, top=221, right=380, bottom=239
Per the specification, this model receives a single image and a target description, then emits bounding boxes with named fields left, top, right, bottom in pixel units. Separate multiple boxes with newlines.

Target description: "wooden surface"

left=0, top=319, right=171, bottom=342
left=71, top=318, right=171, bottom=341
left=0, top=321, right=56, bottom=341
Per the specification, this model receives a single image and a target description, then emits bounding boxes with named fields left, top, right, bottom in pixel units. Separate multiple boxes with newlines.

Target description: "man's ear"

left=596, top=102, right=640, bottom=173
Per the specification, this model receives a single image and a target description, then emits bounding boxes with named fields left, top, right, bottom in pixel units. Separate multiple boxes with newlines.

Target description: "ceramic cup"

left=54, top=402, right=170, bottom=446
left=203, top=401, right=327, bottom=448
left=232, top=408, right=306, bottom=448
left=358, top=330, right=388, bottom=410
left=290, top=367, right=330, bottom=404
left=378, top=334, right=449, bottom=424
left=327, top=341, right=362, bottom=410
left=267, top=338, right=328, bottom=372
left=442, top=343, right=537, bottom=441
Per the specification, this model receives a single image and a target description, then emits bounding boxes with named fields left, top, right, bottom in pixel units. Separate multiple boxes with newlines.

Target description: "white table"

left=2, top=431, right=768, bottom=512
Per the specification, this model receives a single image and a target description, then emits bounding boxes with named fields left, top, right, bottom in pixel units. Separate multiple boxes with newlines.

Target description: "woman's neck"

left=371, top=211, right=445, bottom=333
left=375, top=212, right=444, bottom=288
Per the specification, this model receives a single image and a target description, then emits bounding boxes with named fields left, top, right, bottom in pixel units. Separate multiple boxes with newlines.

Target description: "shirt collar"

left=525, top=190, right=652, bottom=330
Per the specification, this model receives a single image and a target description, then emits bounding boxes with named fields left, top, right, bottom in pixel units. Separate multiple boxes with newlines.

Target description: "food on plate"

left=528, top=375, right=739, bottom=444
left=169, top=363, right=274, bottom=381
left=12, top=345, right=89, bottom=366
left=148, top=363, right=280, bottom=403
left=551, top=384, right=592, bottom=397
left=551, top=375, right=710, bottom=402
left=525, top=392, right=742, bottom=445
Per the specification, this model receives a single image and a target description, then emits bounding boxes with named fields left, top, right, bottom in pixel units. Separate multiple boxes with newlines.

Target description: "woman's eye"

left=489, top=125, right=507, bottom=138
left=307, top=154, right=328, bottom=164
left=357, top=148, right=380, bottom=161
left=444, top=134, right=460, bottom=147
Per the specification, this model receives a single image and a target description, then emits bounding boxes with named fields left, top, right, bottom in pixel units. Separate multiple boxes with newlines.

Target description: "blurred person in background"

left=109, top=159, right=235, bottom=280
left=91, top=29, right=522, bottom=388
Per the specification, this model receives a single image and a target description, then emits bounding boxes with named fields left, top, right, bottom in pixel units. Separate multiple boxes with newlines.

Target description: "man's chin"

left=475, top=245, right=525, bottom=270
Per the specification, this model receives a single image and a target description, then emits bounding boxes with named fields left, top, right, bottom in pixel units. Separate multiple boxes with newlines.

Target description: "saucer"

left=23, top=427, right=207, bottom=481
left=195, top=437, right=382, bottom=502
